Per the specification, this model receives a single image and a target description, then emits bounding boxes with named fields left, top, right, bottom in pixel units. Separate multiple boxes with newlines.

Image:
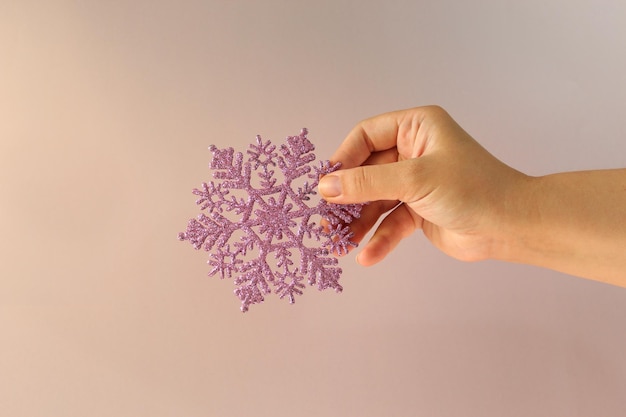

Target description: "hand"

left=319, top=106, right=527, bottom=266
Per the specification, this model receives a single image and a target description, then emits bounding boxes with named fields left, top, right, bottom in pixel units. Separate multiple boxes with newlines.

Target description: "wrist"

left=490, top=173, right=545, bottom=265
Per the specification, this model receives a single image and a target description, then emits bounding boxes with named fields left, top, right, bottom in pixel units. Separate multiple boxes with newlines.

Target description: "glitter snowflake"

left=178, top=128, right=364, bottom=312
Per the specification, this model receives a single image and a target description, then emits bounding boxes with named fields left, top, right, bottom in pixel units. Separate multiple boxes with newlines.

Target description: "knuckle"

left=351, top=166, right=372, bottom=196
left=422, top=104, right=448, bottom=118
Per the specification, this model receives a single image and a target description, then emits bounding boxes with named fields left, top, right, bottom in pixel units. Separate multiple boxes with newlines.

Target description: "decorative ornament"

left=178, top=128, right=363, bottom=312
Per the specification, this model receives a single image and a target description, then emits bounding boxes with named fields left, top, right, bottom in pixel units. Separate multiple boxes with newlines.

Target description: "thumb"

left=318, top=159, right=424, bottom=204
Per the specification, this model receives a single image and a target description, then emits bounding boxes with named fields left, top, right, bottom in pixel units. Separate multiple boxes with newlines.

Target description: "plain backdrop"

left=1, top=1, right=626, bottom=416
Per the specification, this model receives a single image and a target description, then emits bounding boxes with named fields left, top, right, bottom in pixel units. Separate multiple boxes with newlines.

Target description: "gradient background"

left=2, top=1, right=626, bottom=416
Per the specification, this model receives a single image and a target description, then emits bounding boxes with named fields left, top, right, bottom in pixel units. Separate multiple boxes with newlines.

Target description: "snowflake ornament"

left=178, top=128, right=364, bottom=312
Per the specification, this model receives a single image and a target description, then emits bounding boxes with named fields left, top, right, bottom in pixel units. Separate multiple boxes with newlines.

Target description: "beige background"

left=2, top=1, right=626, bottom=416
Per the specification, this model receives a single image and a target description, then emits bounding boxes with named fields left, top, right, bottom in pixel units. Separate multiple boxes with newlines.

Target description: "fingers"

left=343, top=200, right=400, bottom=245
left=330, top=106, right=445, bottom=169
left=322, top=105, right=455, bottom=264
left=362, top=147, right=399, bottom=167
left=330, top=112, right=402, bottom=169
left=319, top=199, right=398, bottom=256
left=319, top=158, right=428, bottom=205
left=356, top=203, right=422, bottom=266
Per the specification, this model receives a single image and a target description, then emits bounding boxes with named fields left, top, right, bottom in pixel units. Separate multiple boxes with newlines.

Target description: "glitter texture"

left=178, top=128, right=363, bottom=312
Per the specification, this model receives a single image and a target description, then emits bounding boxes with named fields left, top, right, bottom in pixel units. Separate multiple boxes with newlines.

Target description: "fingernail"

left=319, top=175, right=342, bottom=198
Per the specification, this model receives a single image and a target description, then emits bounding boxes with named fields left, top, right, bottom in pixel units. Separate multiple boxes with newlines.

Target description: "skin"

left=319, top=106, right=626, bottom=287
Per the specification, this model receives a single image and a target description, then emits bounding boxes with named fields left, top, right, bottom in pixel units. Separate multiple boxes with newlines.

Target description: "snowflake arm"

left=323, top=223, right=358, bottom=256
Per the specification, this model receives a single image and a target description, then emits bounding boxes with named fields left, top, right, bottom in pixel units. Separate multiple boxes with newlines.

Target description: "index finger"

left=330, top=106, right=432, bottom=169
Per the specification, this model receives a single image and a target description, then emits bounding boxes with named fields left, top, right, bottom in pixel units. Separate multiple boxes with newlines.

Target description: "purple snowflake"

left=178, top=128, right=364, bottom=312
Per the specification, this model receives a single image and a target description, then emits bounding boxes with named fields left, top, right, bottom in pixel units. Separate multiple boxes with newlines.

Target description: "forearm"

left=498, top=169, right=626, bottom=286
